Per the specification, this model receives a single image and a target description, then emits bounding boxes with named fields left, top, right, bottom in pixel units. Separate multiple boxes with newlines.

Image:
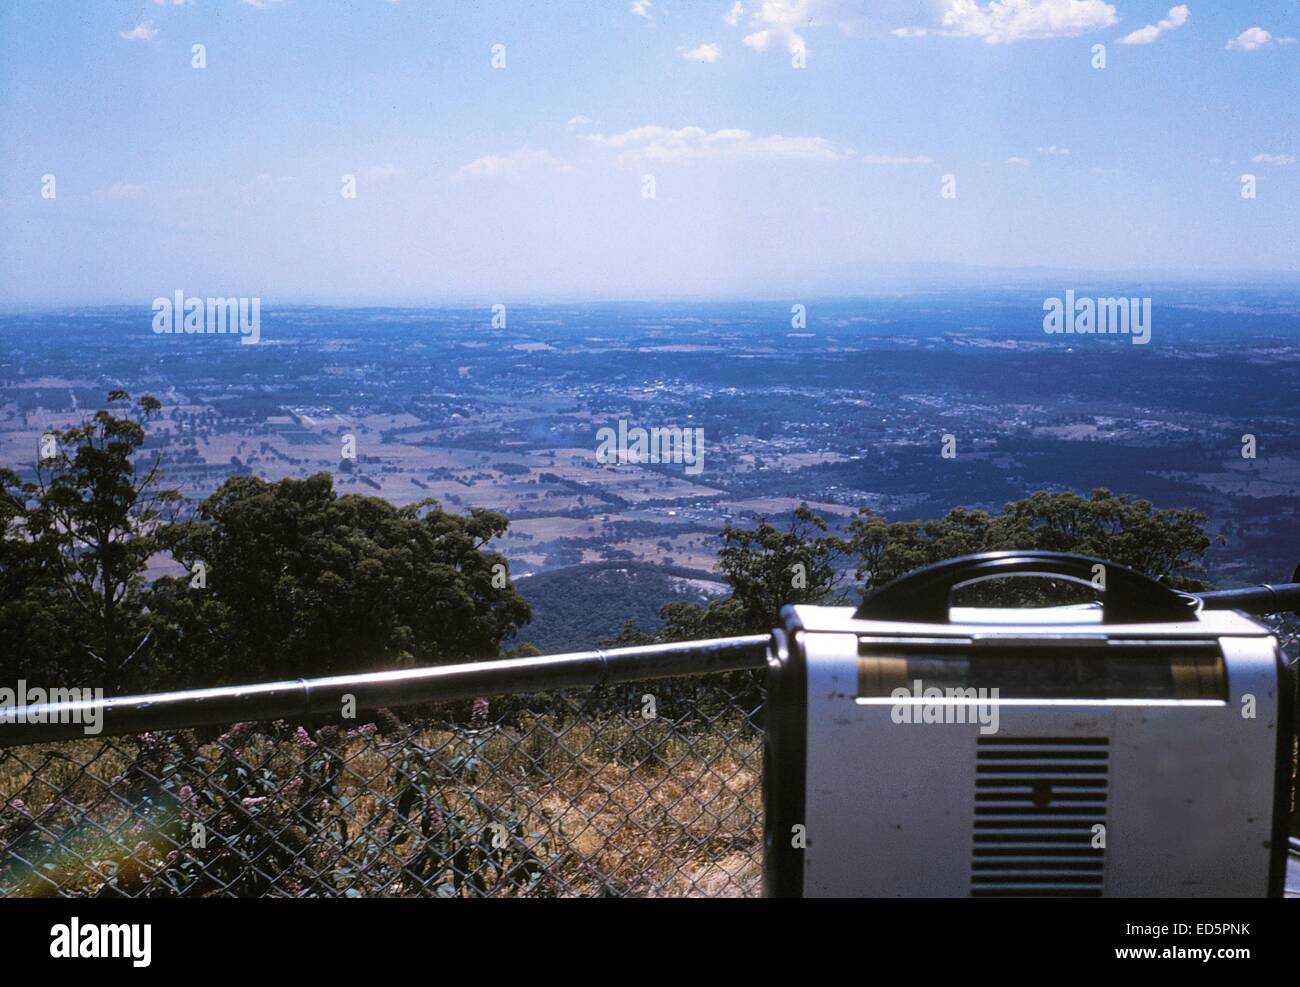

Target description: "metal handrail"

left=2, top=575, right=1296, bottom=749
left=0, top=634, right=771, bottom=747
left=1197, top=582, right=1300, bottom=615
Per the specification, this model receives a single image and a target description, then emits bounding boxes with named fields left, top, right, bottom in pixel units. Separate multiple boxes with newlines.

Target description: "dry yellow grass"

left=0, top=710, right=763, bottom=898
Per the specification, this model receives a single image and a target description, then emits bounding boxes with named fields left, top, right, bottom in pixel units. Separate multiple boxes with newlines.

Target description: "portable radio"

left=763, top=551, right=1293, bottom=897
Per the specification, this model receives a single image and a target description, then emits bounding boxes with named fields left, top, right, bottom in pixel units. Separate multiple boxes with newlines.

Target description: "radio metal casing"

left=763, top=603, right=1292, bottom=897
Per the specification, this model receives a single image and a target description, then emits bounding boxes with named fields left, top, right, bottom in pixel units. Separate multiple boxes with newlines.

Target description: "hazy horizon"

left=4, top=266, right=1299, bottom=311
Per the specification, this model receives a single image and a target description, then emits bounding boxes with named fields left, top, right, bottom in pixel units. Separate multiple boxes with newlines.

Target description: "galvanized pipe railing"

left=1197, top=581, right=1300, bottom=616
left=0, top=634, right=771, bottom=747
left=2, top=576, right=1296, bottom=749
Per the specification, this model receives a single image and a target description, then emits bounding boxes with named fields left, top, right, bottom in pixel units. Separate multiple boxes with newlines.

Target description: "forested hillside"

left=513, top=561, right=726, bottom=654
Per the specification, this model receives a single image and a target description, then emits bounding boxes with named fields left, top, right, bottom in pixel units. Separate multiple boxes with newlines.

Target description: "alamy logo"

left=49, top=918, right=151, bottom=967
left=151, top=291, right=261, bottom=344
left=0, top=681, right=104, bottom=736
left=595, top=419, right=705, bottom=476
left=1043, top=289, right=1151, bottom=345
left=890, top=679, right=1001, bottom=735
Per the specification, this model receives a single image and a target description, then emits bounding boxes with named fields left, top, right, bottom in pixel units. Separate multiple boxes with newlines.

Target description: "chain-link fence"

left=0, top=656, right=767, bottom=898
left=4, top=611, right=1296, bottom=899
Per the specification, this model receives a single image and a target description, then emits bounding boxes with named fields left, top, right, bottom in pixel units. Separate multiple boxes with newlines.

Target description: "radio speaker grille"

left=971, top=736, right=1109, bottom=897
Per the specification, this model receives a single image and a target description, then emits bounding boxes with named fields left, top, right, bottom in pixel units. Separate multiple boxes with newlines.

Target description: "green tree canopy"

left=634, top=490, right=1215, bottom=644
left=21, top=392, right=179, bottom=690
left=848, top=488, right=1215, bottom=597
left=712, top=505, right=848, bottom=634
left=150, top=472, right=531, bottom=683
left=0, top=467, right=81, bottom=683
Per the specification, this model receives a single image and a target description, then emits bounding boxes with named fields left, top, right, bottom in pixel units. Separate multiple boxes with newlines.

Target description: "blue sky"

left=1, top=0, right=1297, bottom=304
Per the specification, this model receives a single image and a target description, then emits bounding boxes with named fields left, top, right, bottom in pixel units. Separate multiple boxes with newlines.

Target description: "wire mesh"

left=0, top=673, right=765, bottom=898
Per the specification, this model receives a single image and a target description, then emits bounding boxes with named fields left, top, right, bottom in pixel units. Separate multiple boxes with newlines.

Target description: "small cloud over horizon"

left=585, top=125, right=849, bottom=166
left=1121, top=5, right=1189, bottom=45
left=680, top=43, right=722, bottom=63
left=453, top=148, right=574, bottom=181
left=1226, top=27, right=1295, bottom=51
left=118, top=21, right=159, bottom=42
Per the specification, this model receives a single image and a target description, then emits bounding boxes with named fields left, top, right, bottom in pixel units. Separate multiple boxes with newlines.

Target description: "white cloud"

left=1036, top=145, right=1071, bottom=155
left=1120, top=4, right=1188, bottom=45
left=681, top=42, right=722, bottom=62
left=453, top=148, right=573, bottom=181
left=1006, top=156, right=1031, bottom=167
left=241, top=0, right=285, bottom=9
left=896, top=0, right=1117, bottom=45
left=586, top=125, right=849, bottom=165
left=735, top=2, right=962, bottom=55
left=738, top=0, right=811, bottom=57
left=728, top=1, right=1120, bottom=49
left=630, top=0, right=653, bottom=19
left=863, top=153, right=933, bottom=165
left=1120, top=25, right=1160, bottom=45
left=566, top=115, right=595, bottom=129
left=1226, top=27, right=1275, bottom=51
left=119, top=21, right=159, bottom=42
left=1251, top=153, right=1296, bottom=166
left=152, top=0, right=191, bottom=6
